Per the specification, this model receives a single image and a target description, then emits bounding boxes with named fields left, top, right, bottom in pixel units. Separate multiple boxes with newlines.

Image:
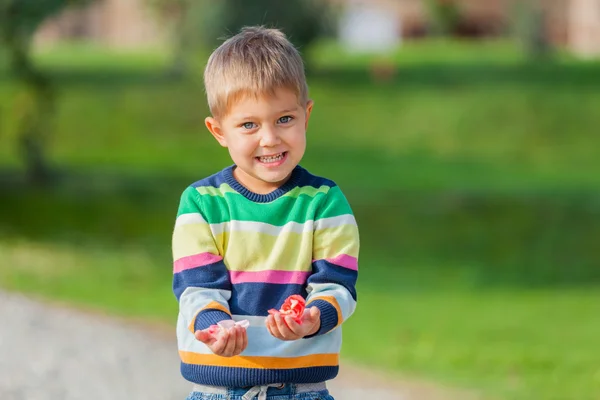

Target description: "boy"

left=172, top=26, right=359, bottom=400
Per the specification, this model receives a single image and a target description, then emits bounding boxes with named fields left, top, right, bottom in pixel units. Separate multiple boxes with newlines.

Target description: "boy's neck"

left=232, top=166, right=291, bottom=195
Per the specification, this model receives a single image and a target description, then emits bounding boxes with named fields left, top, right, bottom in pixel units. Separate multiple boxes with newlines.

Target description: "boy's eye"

left=242, top=122, right=256, bottom=130
left=278, top=116, right=293, bottom=124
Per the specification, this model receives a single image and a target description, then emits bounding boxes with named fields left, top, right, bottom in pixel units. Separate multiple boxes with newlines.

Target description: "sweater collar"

left=222, top=165, right=303, bottom=203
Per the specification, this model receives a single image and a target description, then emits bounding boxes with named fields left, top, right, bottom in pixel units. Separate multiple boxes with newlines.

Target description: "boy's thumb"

left=309, top=306, right=320, bottom=321
left=194, top=329, right=213, bottom=344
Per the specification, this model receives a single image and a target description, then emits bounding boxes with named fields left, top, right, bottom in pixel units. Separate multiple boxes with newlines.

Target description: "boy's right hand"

left=195, top=325, right=248, bottom=357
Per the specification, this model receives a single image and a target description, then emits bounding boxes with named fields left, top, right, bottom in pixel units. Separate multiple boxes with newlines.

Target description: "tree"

left=150, top=0, right=333, bottom=77
left=512, top=0, right=552, bottom=59
left=208, top=0, right=333, bottom=52
left=427, top=0, right=461, bottom=36
left=0, top=0, right=89, bottom=183
left=147, top=0, right=192, bottom=78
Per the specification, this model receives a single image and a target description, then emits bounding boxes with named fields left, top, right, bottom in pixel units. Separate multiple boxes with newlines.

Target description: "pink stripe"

left=173, top=253, right=223, bottom=273
left=314, top=254, right=358, bottom=271
left=229, top=270, right=310, bottom=285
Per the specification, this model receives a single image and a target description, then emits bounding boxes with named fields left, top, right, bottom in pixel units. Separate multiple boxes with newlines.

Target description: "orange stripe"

left=187, top=301, right=232, bottom=333
left=203, top=301, right=231, bottom=315
left=179, top=352, right=339, bottom=369
left=308, top=296, right=343, bottom=328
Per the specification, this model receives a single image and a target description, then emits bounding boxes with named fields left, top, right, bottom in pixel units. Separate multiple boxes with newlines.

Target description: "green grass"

left=1, top=39, right=600, bottom=399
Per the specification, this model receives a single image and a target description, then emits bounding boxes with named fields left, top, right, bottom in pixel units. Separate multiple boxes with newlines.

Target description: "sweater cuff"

left=304, top=299, right=339, bottom=338
left=194, top=309, right=232, bottom=332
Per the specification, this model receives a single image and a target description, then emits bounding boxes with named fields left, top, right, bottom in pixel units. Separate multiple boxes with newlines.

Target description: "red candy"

left=268, top=294, right=306, bottom=325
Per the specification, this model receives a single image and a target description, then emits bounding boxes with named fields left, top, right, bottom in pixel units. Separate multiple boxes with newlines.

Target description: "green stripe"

left=317, top=186, right=354, bottom=219
left=177, top=186, right=201, bottom=216
left=200, top=192, right=327, bottom=225
left=177, top=183, right=352, bottom=225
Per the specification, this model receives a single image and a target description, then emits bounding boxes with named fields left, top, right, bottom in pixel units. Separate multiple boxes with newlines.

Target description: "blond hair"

left=204, top=26, right=309, bottom=118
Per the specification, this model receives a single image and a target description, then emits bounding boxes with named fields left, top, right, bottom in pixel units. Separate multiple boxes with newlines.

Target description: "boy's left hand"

left=266, top=306, right=321, bottom=340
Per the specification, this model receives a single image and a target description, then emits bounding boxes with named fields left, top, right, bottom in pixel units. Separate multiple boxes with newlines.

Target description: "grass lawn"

left=1, top=39, right=599, bottom=399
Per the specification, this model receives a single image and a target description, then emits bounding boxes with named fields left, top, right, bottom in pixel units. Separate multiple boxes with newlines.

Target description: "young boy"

left=172, top=26, right=359, bottom=400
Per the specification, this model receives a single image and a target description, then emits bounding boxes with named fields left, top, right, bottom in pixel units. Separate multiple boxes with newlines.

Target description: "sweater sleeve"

left=172, top=186, right=232, bottom=333
left=305, top=185, right=359, bottom=337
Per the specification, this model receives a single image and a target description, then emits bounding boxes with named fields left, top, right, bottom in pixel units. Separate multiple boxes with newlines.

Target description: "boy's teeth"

left=259, top=153, right=284, bottom=163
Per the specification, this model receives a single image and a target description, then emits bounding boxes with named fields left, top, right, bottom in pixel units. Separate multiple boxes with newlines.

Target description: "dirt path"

left=0, top=291, right=476, bottom=400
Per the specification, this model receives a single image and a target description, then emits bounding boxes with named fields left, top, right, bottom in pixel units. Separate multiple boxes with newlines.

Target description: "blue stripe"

left=309, top=260, right=358, bottom=301
left=181, top=363, right=338, bottom=387
left=229, top=283, right=307, bottom=316
left=173, top=261, right=231, bottom=301
left=189, top=165, right=336, bottom=191
left=195, top=310, right=231, bottom=331
left=190, top=169, right=229, bottom=189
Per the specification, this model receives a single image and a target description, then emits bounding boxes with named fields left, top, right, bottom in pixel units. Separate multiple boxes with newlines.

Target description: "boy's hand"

left=194, top=325, right=248, bottom=357
left=266, top=306, right=321, bottom=341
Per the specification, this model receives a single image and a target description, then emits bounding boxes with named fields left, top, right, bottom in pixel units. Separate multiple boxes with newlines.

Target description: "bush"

left=188, top=0, right=333, bottom=57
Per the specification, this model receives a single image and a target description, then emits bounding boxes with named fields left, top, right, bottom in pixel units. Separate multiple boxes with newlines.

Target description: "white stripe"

left=176, top=214, right=355, bottom=233
left=314, top=214, right=357, bottom=230
left=232, top=314, right=266, bottom=327
left=175, top=213, right=206, bottom=227
left=209, top=220, right=314, bottom=236
left=177, top=216, right=355, bottom=236
left=179, top=287, right=231, bottom=326
left=307, top=282, right=357, bottom=321
left=178, top=320, right=342, bottom=357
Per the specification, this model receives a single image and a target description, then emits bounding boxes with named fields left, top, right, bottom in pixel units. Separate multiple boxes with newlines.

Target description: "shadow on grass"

left=1, top=160, right=599, bottom=289
left=2, top=60, right=599, bottom=90
left=310, top=62, right=600, bottom=90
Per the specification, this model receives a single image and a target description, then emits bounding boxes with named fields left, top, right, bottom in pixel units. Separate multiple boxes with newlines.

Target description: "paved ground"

left=0, top=291, right=410, bottom=399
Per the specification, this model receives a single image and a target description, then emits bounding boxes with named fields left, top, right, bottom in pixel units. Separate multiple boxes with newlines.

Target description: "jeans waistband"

left=192, top=381, right=327, bottom=395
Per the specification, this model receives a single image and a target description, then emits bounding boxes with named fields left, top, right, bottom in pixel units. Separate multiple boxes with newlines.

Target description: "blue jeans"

left=185, top=383, right=334, bottom=400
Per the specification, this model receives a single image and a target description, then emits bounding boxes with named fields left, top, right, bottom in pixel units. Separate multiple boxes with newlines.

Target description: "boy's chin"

left=257, top=171, right=292, bottom=184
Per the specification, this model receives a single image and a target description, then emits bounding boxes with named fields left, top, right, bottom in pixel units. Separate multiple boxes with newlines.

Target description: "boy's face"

left=205, top=88, right=313, bottom=194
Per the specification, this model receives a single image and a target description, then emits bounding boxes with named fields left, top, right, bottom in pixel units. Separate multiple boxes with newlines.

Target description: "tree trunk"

left=9, top=41, right=55, bottom=185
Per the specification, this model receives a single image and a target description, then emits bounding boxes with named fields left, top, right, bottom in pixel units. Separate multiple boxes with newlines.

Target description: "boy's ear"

left=205, top=117, right=228, bottom=147
left=304, top=100, right=314, bottom=130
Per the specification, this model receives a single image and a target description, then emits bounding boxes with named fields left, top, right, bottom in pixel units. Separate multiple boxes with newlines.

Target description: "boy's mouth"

left=256, top=152, right=287, bottom=164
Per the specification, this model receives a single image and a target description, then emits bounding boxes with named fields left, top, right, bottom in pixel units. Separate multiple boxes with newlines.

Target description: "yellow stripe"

left=312, top=225, right=360, bottom=261
left=187, top=301, right=232, bottom=333
left=308, top=296, right=343, bottom=328
left=179, top=352, right=339, bottom=369
left=217, top=231, right=312, bottom=272
left=172, top=223, right=219, bottom=260
left=173, top=220, right=358, bottom=268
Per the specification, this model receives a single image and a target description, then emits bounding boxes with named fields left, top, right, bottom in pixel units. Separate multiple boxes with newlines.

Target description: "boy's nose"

left=259, top=128, right=281, bottom=147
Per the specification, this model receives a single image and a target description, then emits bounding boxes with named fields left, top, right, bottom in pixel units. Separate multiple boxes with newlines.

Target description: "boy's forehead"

left=224, top=88, right=302, bottom=118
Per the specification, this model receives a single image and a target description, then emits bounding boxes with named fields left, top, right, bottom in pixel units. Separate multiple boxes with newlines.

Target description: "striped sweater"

left=172, top=164, right=359, bottom=387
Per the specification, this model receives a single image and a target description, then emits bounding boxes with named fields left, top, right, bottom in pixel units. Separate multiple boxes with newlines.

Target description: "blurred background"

left=1, top=0, right=599, bottom=399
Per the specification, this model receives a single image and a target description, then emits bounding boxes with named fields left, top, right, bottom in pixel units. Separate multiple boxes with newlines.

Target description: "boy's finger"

left=284, top=316, right=304, bottom=336
left=222, top=327, right=238, bottom=356
left=303, top=306, right=320, bottom=323
left=267, top=315, right=284, bottom=339
left=241, top=328, right=248, bottom=352
left=274, top=313, right=295, bottom=339
left=308, top=306, right=320, bottom=323
left=233, top=327, right=246, bottom=355
left=195, top=329, right=215, bottom=345
left=211, top=331, right=228, bottom=355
